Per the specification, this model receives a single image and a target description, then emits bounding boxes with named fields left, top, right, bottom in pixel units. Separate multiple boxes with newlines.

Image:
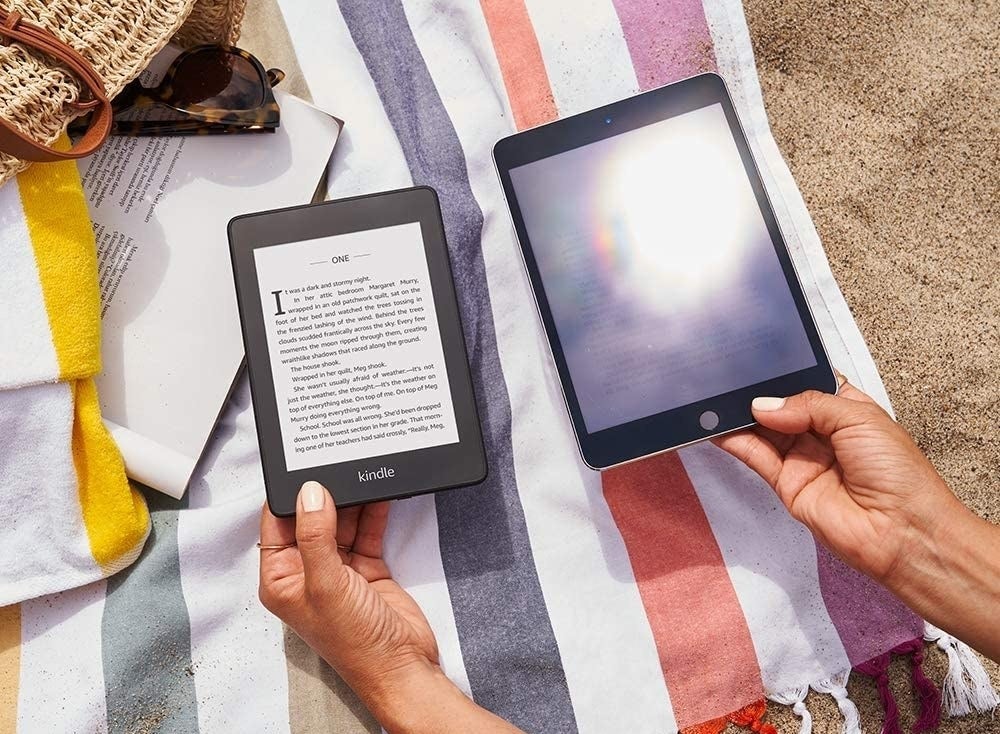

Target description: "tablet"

left=230, top=187, right=486, bottom=515
left=493, top=73, right=836, bottom=469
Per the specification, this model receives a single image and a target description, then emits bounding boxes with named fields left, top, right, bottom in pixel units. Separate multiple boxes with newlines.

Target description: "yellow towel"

left=0, top=140, right=149, bottom=605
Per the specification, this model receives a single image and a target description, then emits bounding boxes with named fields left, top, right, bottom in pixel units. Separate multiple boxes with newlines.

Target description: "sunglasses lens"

left=171, top=48, right=265, bottom=110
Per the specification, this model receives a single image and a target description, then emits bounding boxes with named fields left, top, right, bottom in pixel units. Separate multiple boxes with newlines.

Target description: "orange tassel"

left=727, top=699, right=778, bottom=734
left=680, top=699, right=777, bottom=734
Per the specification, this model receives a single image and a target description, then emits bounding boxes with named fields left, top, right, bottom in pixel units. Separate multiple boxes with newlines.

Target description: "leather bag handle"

left=0, top=8, right=112, bottom=162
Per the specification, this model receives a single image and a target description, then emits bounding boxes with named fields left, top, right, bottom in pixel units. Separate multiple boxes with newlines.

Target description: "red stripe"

left=604, top=453, right=762, bottom=728
left=479, top=0, right=558, bottom=129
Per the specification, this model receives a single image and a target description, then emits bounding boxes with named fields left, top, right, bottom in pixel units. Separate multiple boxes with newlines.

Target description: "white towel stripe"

left=680, top=442, right=850, bottom=693
left=18, top=582, right=109, bottom=733
left=382, top=494, right=474, bottom=697
left=524, top=0, right=640, bottom=117
left=278, top=0, right=412, bottom=197
left=0, top=181, right=60, bottom=389
left=0, top=382, right=99, bottom=605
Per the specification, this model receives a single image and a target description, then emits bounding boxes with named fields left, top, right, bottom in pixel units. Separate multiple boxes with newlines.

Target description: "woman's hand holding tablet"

left=493, top=72, right=836, bottom=469
left=230, top=187, right=486, bottom=515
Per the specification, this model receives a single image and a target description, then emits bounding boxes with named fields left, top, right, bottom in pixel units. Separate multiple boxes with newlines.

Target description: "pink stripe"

left=603, top=453, right=762, bottom=728
left=480, top=0, right=560, bottom=130
left=611, top=0, right=717, bottom=89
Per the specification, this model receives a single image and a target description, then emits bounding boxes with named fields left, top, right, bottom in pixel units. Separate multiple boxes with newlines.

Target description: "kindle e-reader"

left=493, top=73, right=836, bottom=469
left=230, top=187, right=486, bottom=515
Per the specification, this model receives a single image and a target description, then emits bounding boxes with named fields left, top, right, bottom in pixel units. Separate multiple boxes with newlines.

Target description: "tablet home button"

left=699, top=410, right=719, bottom=431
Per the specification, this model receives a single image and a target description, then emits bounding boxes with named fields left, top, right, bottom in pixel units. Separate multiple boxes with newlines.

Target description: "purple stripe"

left=815, top=543, right=923, bottom=664
left=334, top=2, right=577, bottom=731
left=610, top=0, right=718, bottom=89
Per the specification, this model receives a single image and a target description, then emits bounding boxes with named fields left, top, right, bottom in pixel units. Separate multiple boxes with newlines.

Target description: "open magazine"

left=79, top=91, right=341, bottom=498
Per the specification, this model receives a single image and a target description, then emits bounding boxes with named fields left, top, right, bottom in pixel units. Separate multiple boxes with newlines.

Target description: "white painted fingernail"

left=752, top=397, right=786, bottom=411
left=300, top=481, right=326, bottom=512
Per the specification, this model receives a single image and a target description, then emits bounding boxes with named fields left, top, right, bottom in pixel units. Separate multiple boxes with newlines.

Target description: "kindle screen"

left=253, top=222, right=460, bottom=471
left=508, top=102, right=816, bottom=433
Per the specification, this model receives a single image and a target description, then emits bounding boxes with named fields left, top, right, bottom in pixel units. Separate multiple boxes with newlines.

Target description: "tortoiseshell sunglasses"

left=74, top=46, right=285, bottom=137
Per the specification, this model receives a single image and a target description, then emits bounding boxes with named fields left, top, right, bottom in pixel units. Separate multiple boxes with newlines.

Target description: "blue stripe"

left=335, top=2, right=577, bottom=731
left=102, top=489, right=199, bottom=734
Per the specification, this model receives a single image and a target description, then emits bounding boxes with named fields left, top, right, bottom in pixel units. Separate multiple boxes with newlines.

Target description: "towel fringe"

left=681, top=699, right=777, bottom=734
left=891, top=638, right=942, bottom=732
left=924, top=622, right=1000, bottom=716
left=811, top=670, right=862, bottom=734
left=682, top=626, right=995, bottom=734
left=768, top=686, right=812, bottom=734
left=728, top=699, right=778, bottom=734
left=856, top=652, right=901, bottom=734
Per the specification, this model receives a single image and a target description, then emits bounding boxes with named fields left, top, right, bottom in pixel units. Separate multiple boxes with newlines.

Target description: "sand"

left=742, top=0, right=1000, bottom=731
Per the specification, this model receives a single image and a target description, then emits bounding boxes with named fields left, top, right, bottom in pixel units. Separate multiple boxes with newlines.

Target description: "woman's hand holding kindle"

left=258, top=483, right=522, bottom=733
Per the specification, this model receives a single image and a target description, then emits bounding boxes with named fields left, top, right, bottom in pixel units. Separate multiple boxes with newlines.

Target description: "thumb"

left=295, top=481, right=343, bottom=581
left=751, top=390, right=883, bottom=437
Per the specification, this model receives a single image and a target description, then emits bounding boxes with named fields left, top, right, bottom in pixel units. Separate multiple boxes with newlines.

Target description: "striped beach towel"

left=2, top=1, right=996, bottom=733
left=0, top=147, right=149, bottom=607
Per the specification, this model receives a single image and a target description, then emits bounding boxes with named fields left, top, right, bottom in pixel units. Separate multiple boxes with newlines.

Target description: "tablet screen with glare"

left=508, top=103, right=816, bottom=433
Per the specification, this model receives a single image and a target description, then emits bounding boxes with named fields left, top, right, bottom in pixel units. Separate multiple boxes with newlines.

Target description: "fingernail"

left=300, top=481, right=326, bottom=512
left=752, top=396, right=786, bottom=411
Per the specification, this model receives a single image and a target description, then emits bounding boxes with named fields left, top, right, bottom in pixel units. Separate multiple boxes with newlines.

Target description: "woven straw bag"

left=0, top=0, right=247, bottom=187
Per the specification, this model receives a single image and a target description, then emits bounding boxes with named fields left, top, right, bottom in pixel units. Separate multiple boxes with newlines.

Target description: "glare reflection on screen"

left=602, top=120, right=756, bottom=309
left=509, top=103, right=816, bottom=433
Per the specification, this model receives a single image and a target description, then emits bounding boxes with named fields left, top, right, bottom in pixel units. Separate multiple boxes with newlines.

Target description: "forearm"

left=353, top=658, right=523, bottom=734
left=888, top=496, right=1000, bottom=661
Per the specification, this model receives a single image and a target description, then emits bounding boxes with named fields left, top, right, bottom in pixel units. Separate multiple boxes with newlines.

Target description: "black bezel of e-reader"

left=229, top=186, right=487, bottom=515
left=492, top=72, right=837, bottom=470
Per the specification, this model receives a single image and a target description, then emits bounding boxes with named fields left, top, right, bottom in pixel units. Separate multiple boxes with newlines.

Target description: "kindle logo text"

left=358, top=466, right=395, bottom=482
